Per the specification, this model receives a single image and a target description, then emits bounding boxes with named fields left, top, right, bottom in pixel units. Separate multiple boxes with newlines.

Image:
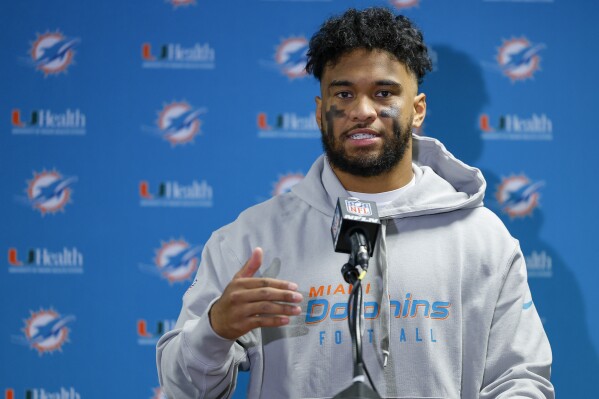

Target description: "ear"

left=315, top=96, right=323, bottom=130
left=412, top=93, right=427, bottom=128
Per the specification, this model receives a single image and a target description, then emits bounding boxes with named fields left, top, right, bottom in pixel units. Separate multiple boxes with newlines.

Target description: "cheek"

left=327, top=104, right=347, bottom=118
left=380, top=106, right=400, bottom=119
left=324, top=105, right=347, bottom=128
left=382, top=102, right=415, bottom=128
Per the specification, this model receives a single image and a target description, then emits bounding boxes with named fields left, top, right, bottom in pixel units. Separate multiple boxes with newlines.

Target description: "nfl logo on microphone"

left=345, top=199, right=372, bottom=216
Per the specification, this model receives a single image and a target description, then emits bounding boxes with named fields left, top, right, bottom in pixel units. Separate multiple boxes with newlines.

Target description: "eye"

left=376, top=90, right=392, bottom=98
left=335, top=91, right=353, bottom=99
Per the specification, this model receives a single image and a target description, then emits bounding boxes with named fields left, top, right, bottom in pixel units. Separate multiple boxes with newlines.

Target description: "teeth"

left=350, top=133, right=377, bottom=139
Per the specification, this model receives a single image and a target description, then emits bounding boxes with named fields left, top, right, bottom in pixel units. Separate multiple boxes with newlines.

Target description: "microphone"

left=330, top=197, right=383, bottom=399
left=331, top=197, right=381, bottom=275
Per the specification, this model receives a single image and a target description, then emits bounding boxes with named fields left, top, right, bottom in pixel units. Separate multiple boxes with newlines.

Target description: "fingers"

left=247, top=315, right=292, bottom=329
left=228, top=284, right=302, bottom=305
left=234, top=277, right=298, bottom=292
left=244, top=301, right=302, bottom=318
left=210, top=287, right=303, bottom=339
left=226, top=280, right=303, bottom=319
left=236, top=247, right=263, bottom=279
left=210, top=247, right=304, bottom=340
left=222, top=304, right=300, bottom=336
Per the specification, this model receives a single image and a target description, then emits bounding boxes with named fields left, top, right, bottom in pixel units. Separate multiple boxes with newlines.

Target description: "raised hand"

left=209, top=247, right=303, bottom=340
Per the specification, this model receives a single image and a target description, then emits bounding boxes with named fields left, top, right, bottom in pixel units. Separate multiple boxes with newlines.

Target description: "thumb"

left=236, top=247, right=263, bottom=278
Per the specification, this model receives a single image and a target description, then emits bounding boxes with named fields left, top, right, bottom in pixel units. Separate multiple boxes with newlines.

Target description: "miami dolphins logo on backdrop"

left=156, top=102, right=205, bottom=146
left=496, top=37, right=545, bottom=82
left=496, top=174, right=544, bottom=218
left=274, top=37, right=309, bottom=79
left=154, top=239, right=202, bottom=282
left=138, top=239, right=202, bottom=283
left=25, top=169, right=77, bottom=215
left=12, top=308, right=75, bottom=355
left=29, top=31, right=79, bottom=76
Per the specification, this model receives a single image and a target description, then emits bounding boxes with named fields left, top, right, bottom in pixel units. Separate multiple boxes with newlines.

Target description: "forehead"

left=320, top=48, right=417, bottom=91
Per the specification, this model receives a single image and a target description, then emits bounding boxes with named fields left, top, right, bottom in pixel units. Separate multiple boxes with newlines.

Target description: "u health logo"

left=12, top=308, right=75, bottom=355
left=11, top=107, right=86, bottom=136
left=141, top=41, right=215, bottom=69
left=257, top=111, right=319, bottom=138
left=496, top=37, right=545, bottom=82
left=137, top=318, right=176, bottom=345
left=139, top=179, right=213, bottom=207
left=22, top=170, right=77, bottom=215
left=526, top=250, right=553, bottom=278
left=496, top=174, right=544, bottom=218
left=479, top=112, right=553, bottom=141
left=28, top=31, right=79, bottom=76
left=4, top=387, right=81, bottom=399
left=7, top=246, right=84, bottom=274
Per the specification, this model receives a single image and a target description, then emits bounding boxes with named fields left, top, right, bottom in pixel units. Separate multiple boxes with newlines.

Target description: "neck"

left=332, top=152, right=414, bottom=194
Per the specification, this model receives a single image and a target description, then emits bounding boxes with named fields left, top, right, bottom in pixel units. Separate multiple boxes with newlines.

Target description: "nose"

left=348, top=96, right=377, bottom=123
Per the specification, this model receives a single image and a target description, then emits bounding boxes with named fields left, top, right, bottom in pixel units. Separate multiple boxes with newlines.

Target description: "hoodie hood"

left=291, top=134, right=486, bottom=219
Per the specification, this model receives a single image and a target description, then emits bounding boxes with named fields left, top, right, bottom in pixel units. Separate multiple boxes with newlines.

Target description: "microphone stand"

left=333, top=250, right=381, bottom=399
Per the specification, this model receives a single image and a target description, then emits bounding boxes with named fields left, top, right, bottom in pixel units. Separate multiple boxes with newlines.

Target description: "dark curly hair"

left=306, top=8, right=432, bottom=84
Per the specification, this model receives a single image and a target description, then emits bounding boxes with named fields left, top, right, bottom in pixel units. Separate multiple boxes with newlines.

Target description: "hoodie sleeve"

left=156, top=232, right=255, bottom=399
left=479, top=243, right=555, bottom=399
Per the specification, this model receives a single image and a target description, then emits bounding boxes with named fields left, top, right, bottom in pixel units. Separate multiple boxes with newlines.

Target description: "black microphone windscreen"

left=331, top=197, right=381, bottom=255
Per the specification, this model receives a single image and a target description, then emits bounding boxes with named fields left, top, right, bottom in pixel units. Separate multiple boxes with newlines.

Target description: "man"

left=157, top=8, right=554, bottom=398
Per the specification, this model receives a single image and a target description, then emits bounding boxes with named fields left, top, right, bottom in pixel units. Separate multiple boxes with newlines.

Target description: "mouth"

left=343, top=129, right=382, bottom=148
left=345, top=129, right=381, bottom=140
left=348, top=132, right=378, bottom=139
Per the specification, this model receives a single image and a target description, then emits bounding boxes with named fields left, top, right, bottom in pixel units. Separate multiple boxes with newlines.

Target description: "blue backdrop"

left=2, top=0, right=598, bottom=398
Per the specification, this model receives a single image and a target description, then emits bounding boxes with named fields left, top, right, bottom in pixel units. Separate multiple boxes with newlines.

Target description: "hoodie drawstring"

left=376, top=219, right=391, bottom=368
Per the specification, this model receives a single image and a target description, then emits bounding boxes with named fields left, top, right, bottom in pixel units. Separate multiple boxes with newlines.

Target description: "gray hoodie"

left=157, top=135, right=554, bottom=399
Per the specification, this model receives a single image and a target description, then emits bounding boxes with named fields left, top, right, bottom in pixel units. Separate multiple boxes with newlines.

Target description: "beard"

left=321, top=117, right=412, bottom=178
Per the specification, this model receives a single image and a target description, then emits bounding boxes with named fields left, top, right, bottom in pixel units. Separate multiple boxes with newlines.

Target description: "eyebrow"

left=328, top=79, right=402, bottom=88
left=329, top=80, right=353, bottom=88
left=375, top=80, right=401, bottom=88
